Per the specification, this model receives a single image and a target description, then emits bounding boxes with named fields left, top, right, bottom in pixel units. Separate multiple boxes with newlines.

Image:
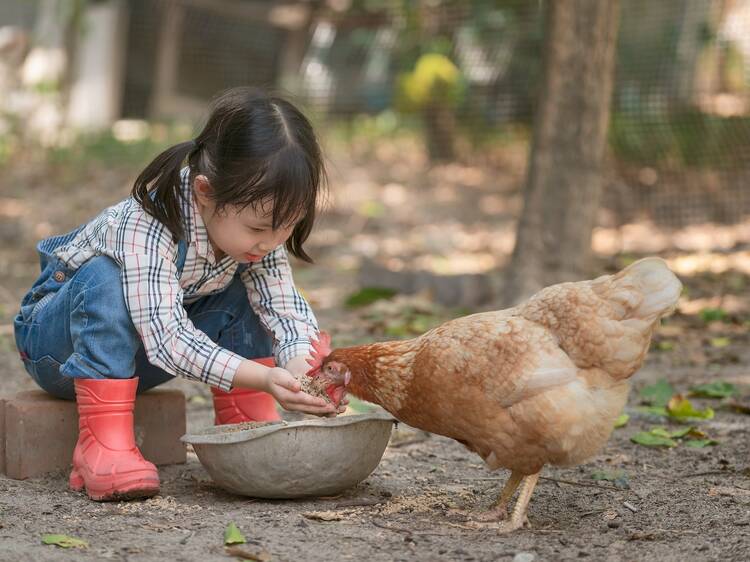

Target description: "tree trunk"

left=423, top=102, right=457, bottom=162
left=503, top=0, right=620, bottom=306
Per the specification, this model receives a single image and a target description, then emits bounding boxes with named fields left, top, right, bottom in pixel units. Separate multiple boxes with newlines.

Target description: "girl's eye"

left=249, top=227, right=265, bottom=233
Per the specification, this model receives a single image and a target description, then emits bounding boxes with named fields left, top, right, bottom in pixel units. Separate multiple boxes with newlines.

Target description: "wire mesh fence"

left=1, top=0, right=749, bottom=229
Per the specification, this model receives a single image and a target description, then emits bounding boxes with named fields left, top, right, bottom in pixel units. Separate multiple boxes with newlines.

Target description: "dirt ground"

left=0, top=138, right=749, bottom=561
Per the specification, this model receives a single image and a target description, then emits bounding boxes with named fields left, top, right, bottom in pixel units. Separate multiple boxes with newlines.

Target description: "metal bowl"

left=181, top=412, right=395, bottom=498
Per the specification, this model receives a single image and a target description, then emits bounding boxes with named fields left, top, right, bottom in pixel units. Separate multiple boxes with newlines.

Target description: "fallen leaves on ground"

left=345, top=287, right=397, bottom=308
left=637, top=379, right=720, bottom=420
left=666, top=396, right=714, bottom=420
left=723, top=399, right=750, bottom=415
left=699, top=307, right=730, bottom=324
left=640, top=379, right=675, bottom=407
left=631, top=426, right=718, bottom=448
left=590, top=469, right=630, bottom=489
left=614, top=413, right=630, bottom=428
left=709, top=337, right=731, bottom=348
left=224, top=522, right=246, bottom=546
left=689, top=381, right=738, bottom=398
left=41, top=534, right=88, bottom=548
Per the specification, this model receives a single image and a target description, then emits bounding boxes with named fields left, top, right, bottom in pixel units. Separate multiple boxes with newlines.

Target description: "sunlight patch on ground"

left=301, top=286, right=349, bottom=309
left=0, top=198, right=28, bottom=218
left=667, top=252, right=750, bottom=276
left=594, top=220, right=750, bottom=255
left=678, top=294, right=749, bottom=315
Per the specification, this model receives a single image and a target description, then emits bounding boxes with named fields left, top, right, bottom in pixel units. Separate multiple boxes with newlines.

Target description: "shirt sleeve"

left=240, top=245, right=319, bottom=367
left=119, top=249, right=243, bottom=391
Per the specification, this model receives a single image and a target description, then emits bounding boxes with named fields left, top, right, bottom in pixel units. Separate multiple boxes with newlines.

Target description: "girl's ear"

left=193, top=175, right=214, bottom=206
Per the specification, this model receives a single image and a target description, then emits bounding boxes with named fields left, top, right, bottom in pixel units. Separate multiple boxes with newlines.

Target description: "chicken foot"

left=475, top=470, right=524, bottom=522
left=495, top=472, right=540, bottom=533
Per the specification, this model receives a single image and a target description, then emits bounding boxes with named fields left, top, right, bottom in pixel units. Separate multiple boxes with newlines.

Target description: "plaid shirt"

left=53, top=168, right=318, bottom=390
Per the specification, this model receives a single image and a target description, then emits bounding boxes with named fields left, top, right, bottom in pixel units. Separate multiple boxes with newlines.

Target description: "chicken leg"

left=496, top=472, right=540, bottom=533
left=476, top=470, right=524, bottom=521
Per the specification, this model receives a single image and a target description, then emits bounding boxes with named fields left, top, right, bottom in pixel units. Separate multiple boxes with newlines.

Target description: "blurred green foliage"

left=722, top=41, right=746, bottom=93
left=609, top=110, right=750, bottom=168
left=345, top=287, right=398, bottom=308
left=0, top=122, right=194, bottom=172
left=48, top=132, right=169, bottom=168
left=0, top=0, right=746, bottom=173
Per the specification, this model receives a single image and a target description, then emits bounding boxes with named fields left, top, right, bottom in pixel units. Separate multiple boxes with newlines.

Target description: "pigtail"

left=132, top=140, right=198, bottom=242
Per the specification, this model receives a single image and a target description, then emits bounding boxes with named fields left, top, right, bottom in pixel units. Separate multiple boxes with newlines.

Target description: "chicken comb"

left=305, top=331, right=332, bottom=377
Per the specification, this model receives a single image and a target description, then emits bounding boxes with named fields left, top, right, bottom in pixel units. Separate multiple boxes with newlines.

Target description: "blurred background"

left=0, top=0, right=749, bottom=362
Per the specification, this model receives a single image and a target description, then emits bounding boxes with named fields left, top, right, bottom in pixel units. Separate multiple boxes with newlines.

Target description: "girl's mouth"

left=245, top=253, right=263, bottom=262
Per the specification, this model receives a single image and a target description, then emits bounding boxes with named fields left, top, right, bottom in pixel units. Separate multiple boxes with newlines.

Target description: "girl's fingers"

left=274, top=386, right=329, bottom=408
left=293, top=394, right=329, bottom=408
left=307, top=407, right=338, bottom=416
left=276, top=375, right=301, bottom=392
left=284, top=403, right=335, bottom=415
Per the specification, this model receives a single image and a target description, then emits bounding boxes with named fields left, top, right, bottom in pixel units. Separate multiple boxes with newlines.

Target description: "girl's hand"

left=264, top=367, right=336, bottom=416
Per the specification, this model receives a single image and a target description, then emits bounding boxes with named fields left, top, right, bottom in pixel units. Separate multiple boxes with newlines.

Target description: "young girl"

left=13, top=87, right=341, bottom=501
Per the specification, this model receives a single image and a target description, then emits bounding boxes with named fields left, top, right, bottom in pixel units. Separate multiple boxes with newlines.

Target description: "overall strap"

left=176, top=238, right=188, bottom=274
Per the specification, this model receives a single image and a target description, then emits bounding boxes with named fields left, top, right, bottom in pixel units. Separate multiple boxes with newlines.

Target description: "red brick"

left=2, top=389, right=186, bottom=480
left=134, top=389, right=187, bottom=466
left=4, top=392, right=77, bottom=479
left=0, top=398, right=5, bottom=475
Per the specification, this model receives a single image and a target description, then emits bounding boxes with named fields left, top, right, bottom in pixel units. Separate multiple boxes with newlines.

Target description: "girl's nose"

left=257, top=240, right=276, bottom=254
left=260, top=230, right=289, bottom=252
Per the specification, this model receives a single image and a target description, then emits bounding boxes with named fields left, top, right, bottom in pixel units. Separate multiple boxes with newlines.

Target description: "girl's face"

left=193, top=175, right=296, bottom=263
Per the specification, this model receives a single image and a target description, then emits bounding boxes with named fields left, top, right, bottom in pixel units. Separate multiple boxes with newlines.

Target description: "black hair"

left=132, top=87, right=326, bottom=262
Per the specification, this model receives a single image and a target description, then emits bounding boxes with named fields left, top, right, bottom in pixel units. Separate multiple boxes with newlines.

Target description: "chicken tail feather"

left=598, top=257, right=682, bottom=321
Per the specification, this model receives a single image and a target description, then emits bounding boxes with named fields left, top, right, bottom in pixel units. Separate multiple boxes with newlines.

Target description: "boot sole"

left=95, top=485, right=160, bottom=502
left=70, top=468, right=160, bottom=502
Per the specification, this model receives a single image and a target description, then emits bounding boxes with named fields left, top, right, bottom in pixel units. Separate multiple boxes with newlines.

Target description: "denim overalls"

left=13, top=227, right=273, bottom=400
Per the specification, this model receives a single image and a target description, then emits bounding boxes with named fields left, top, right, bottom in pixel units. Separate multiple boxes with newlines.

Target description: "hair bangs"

left=225, top=144, right=318, bottom=230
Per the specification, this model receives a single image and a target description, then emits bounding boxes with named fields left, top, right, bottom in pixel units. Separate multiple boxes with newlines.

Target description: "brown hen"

left=310, top=258, right=682, bottom=532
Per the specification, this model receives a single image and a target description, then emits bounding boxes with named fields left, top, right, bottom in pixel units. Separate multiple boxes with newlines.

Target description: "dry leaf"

left=708, top=487, right=750, bottom=497
left=605, top=453, right=631, bottom=466
left=724, top=400, right=750, bottom=415
left=225, top=545, right=272, bottom=561
left=302, top=511, right=344, bottom=522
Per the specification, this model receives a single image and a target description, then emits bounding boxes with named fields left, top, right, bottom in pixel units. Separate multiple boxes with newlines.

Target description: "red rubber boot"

left=69, top=377, right=160, bottom=501
left=211, top=357, right=281, bottom=425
